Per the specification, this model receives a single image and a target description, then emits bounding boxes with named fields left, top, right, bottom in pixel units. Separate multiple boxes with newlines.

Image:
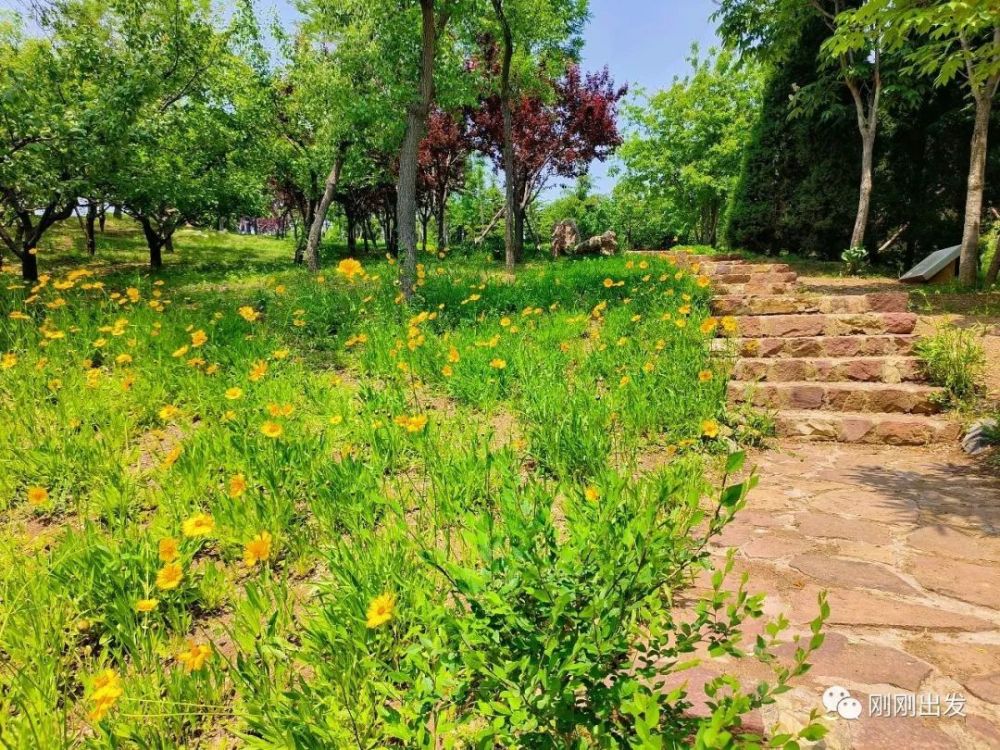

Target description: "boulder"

left=550, top=219, right=580, bottom=258
left=574, top=230, right=618, bottom=257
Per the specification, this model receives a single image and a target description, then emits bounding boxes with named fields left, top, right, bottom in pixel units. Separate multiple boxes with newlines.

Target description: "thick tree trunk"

left=164, top=233, right=174, bottom=254
left=959, top=94, right=993, bottom=285
left=305, top=145, right=348, bottom=272
left=85, top=202, right=97, bottom=256
left=398, top=0, right=438, bottom=300
left=21, top=251, right=38, bottom=282
left=851, top=127, right=876, bottom=251
left=139, top=217, right=165, bottom=270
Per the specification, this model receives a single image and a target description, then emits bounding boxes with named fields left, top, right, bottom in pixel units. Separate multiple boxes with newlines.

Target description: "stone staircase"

left=666, top=252, right=961, bottom=446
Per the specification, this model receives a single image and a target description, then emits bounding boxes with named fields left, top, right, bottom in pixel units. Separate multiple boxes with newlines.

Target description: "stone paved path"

left=714, top=442, right=1000, bottom=749
left=654, top=251, right=999, bottom=746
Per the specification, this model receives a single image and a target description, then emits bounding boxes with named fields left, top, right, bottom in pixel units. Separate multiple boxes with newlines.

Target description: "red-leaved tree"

left=472, top=64, right=627, bottom=257
left=418, top=109, right=473, bottom=251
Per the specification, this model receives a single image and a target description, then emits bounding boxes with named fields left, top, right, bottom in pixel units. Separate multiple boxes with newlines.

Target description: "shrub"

left=915, top=325, right=986, bottom=403
left=840, top=245, right=868, bottom=276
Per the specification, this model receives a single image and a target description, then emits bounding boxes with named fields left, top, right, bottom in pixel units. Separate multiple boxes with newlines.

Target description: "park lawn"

left=0, top=224, right=745, bottom=746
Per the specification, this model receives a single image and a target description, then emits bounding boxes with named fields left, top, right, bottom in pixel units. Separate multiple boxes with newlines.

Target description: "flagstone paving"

left=655, top=251, right=999, bottom=746
left=710, top=440, right=1000, bottom=748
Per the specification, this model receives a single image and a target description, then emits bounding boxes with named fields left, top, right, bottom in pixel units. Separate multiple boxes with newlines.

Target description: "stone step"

left=774, top=410, right=961, bottom=445
left=712, top=282, right=798, bottom=296
left=664, top=252, right=742, bottom=264
left=710, top=271, right=799, bottom=285
left=727, top=381, right=945, bottom=415
left=729, top=312, right=917, bottom=338
left=712, top=292, right=908, bottom=317
left=713, top=334, right=920, bottom=358
left=733, top=356, right=925, bottom=383
left=702, top=262, right=793, bottom=275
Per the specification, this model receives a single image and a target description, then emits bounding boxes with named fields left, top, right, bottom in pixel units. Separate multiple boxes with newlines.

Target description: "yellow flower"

left=156, top=562, right=183, bottom=590
left=190, top=330, right=208, bottom=347
left=441, top=364, right=453, bottom=377
left=135, top=598, right=159, bottom=613
left=228, top=473, right=247, bottom=498
left=260, top=421, right=283, bottom=439
left=27, top=485, right=49, bottom=505
left=1, top=352, right=17, bottom=369
left=366, top=592, right=395, bottom=628
left=243, top=531, right=272, bottom=566
left=701, top=419, right=720, bottom=439
left=238, top=306, right=260, bottom=323
left=172, top=345, right=190, bottom=358
left=177, top=641, right=213, bottom=672
left=447, top=346, right=460, bottom=363
left=159, top=404, right=180, bottom=421
left=619, top=375, right=631, bottom=387
left=87, top=670, right=123, bottom=722
left=700, top=318, right=719, bottom=335
left=181, top=512, right=215, bottom=537
left=698, top=370, right=714, bottom=382
left=336, top=258, right=365, bottom=280
left=394, top=414, right=428, bottom=433
left=696, top=275, right=710, bottom=288
left=115, top=353, right=133, bottom=365
left=500, top=316, right=512, bottom=328
left=584, top=486, right=600, bottom=502
left=602, top=278, right=614, bottom=288
left=490, top=358, right=507, bottom=370
left=329, top=414, right=344, bottom=425
left=225, top=387, right=243, bottom=400
left=721, top=316, right=738, bottom=334
left=249, top=360, right=268, bottom=382
left=158, top=537, right=179, bottom=562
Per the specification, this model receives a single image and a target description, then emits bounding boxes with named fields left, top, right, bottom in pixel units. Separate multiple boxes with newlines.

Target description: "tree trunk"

left=851, top=126, right=876, bottom=250
left=98, top=206, right=106, bottom=233
left=305, top=144, right=348, bottom=272
left=139, top=217, right=164, bottom=270
left=492, top=0, right=518, bottom=271
left=985, top=232, right=1000, bottom=287
left=112, top=204, right=122, bottom=219
left=85, top=202, right=97, bottom=256
left=420, top=211, right=430, bottom=254
left=164, top=233, right=174, bottom=254
left=959, top=93, right=993, bottom=285
left=398, top=0, right=438, bottom=300
left=21, top=251, right=38, bottom=282
left=436, top=202, right=448, bottom=252
left=347, top=211, right=357, bottom=255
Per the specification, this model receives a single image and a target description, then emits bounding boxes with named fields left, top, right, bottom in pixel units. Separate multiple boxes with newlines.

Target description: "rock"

left=573, top=230, right=618, bottom=256
left=907, top=555, right=1000, bottom=608
left=789, top=553, right=917, bottom=594
left=550, top=219, right=580, bottom=259
left=962, top=419, right=997, bottom=455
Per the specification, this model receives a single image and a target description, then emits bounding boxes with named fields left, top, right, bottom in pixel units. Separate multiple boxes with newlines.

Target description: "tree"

left=0, top=9, right=109, bottom=280
left=472, top=63, right=626, bottom=257
left=838, top=0, right=1000, bottom=284
left=483, top=0, right=588, bottom=269
left=418, top=108, right=473, bottom=252
left=717, top=0, right=892, bottom=252
left=615, top=48, right=762, bottom=247
left=105, top=0, right=270, bottom=269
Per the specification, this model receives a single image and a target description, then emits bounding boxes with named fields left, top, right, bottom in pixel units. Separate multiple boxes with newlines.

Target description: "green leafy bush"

left=840, top=245, right=868, bottom=276
left=915, top=325, right=986, bottom=403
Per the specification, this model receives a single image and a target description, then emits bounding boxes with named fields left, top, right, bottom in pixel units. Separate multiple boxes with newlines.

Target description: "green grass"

left=0, top=222, right=825, bottom=747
